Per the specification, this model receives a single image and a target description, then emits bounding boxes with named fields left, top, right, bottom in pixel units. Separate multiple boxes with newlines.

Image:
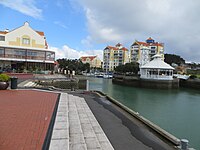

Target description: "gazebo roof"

left=140, top=54, right=174, bottom=70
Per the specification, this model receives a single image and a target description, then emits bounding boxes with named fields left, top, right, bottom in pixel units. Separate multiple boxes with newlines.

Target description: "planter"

left=0, top=82, right=9, bottom=90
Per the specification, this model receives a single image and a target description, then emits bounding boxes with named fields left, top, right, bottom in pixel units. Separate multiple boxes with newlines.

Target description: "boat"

left=103, top=74, right=113, bottom=79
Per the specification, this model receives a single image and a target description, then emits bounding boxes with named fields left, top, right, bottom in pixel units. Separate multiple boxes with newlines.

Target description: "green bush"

left=0, top=74, right=10, bottom=82
left=189, top=75, right=197, bottom=79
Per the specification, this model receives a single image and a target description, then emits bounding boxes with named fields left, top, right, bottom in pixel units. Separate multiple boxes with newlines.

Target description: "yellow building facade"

left=103, top=43, right=129, bottom=71
left=80, top=56, right=102, bottom=68
left=0, top=22, right=55, bottom=72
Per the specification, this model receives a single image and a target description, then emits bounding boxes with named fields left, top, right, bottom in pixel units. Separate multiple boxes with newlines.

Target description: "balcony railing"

left=0, top=54, right=54, bottom=61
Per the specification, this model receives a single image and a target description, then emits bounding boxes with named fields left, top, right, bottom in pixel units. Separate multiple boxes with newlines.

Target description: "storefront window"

left=15, top=50, right=26, bottom=58
left=27, top=50, right=45, bottom=60
left=5, top=48, right=15, bottom=58
left=0, top=48, right=4, bottom=57
left=46, top=51, right=55, bottom=60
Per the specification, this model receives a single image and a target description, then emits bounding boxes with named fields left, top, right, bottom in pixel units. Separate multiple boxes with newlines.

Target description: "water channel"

left=88, top=77, right=200, bottom=150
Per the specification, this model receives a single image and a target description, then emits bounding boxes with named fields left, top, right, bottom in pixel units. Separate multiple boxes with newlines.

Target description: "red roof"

left=0, top=31, right=8, bottom=34
left=0, top=30, right=45, bottom=36
left=120, top=47, right=128, bottom=51
left=133, top=41, right=163, bottom=47
left=105, top=46, right=118, bottom=50
left=36, top=31, right=44, bottom=36
left=81, top=56, right=97, bottom=61
left=137, top=41, right=149, bottom=46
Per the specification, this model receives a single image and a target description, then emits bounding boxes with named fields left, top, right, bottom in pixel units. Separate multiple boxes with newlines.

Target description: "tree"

left=57, top=58, right=90, bottom=73
left=114, top=62, right=139, bottom=75
left=164, top=54, right=185, bottom=65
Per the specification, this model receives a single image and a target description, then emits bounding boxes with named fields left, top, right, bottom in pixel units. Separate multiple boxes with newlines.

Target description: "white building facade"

left=140, top=55, right=174, bottom=80
left=130, top=37, right=164, bottom=66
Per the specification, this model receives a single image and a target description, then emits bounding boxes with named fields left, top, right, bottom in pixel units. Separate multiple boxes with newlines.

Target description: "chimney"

left=4, top=29, right=9, bottom=32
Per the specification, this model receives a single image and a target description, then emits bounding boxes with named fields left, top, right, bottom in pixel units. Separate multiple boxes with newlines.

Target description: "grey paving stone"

left=96, top=133, right=109, bottom=142
left=57, top=111, right=67, bottom=116
left=81, top=123, right=93, bottom=131
left=57, top=106, right=68, bottom=112
left=70, top=143, right=87, bottom=150
left=50, top=93, right=114, bottom=150
left=93, top=126, right=103, bottom=134
left=55, top=116, right=68, bottom=122
left=49, top=139, right=69, bottom=150
left=69, top=119, right=80, bottom=126
left=84, top=137, right=101, bottom=149
left=79, top=113, right=88, bottom=119
left=69, top=125, right=83, bottom=134
left=51, top=129, right=69, bottom=140
left=69, top=133, right=85, bottom=144
left=54, top=121, right=69, bottom=130
left=99, top=141, right=114, bottom=150
left=80, top=118, right=90, bottom=124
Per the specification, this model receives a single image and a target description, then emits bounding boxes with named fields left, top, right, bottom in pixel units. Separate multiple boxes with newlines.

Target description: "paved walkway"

left=0, top=88, right=180, bottom=150
left=49, top=93, right=114, bottom=150
left=0, top=90, right=58, bottom=150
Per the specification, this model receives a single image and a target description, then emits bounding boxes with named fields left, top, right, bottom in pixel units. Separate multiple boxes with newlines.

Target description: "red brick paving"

left=6, top=73, right=34, bottom=79
left=0, top=90, right=59, bottom=150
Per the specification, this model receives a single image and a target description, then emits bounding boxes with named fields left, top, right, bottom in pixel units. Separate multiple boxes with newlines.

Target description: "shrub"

left=189, top=75, right=197, bottom=79
left=0, top=74, right=10, bottom=82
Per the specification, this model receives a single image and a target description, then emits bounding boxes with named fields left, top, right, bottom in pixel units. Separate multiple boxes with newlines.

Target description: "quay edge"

left=92, top=90, right=181, bottom=147
left=112, top=75, right=179, bottom=89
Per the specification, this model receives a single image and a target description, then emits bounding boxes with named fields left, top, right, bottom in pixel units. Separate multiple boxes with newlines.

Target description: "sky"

left=0, top=0, right=200, bottom=63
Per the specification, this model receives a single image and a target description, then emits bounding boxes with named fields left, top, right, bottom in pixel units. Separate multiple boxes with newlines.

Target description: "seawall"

left=112, top=75, right=179, bottom=89
left=180, top=79, right=200, bottom=89
left=93, top=90, right=181, bottom=146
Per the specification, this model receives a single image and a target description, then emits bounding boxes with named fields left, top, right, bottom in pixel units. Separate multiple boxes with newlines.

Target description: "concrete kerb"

left=92, top=90, right=181, bottom=147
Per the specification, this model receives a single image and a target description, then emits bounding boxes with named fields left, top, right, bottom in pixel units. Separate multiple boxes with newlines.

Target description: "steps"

left=18, top=80, right=42, bottom=88
left=49, top=93, right=114, bottom=150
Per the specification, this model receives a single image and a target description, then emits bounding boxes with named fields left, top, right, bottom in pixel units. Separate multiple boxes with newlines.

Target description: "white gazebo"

left=140, top=54, right=174, bottom=80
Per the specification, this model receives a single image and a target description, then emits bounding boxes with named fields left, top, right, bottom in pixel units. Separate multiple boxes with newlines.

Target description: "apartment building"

left=130, top=37, right=164, bottom=66
left=103, top=43, right=129, bottom=71
left=0, top=22, right=55, bottom=72
left=80, top=56, right=102, bottom=68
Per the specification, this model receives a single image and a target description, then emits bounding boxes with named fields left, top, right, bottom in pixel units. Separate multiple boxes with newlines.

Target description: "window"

left=22, top=38, right=30, bottom=45
left=0, top=36, right=5, bottom=41
left=15, top=50, right=26, bottom=56
left=0, top=48, right=4, bottom=57
left=27, top=51, right=37, bottom=56
left=27, top=50, right=45, bottom=60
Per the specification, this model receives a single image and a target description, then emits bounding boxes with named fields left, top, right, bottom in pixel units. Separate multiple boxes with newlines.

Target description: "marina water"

left=88, top=77, right=200, bottom=150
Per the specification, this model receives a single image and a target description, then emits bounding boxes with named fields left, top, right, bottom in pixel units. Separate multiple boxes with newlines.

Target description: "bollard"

left=181, top=139, right=189, bottom=150
left=86, top=80, right=89, bottom=91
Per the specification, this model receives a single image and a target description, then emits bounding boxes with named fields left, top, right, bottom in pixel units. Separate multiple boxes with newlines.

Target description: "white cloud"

left=50, top=45, right=103, bottom=60
left=0, top=0, right=42, bottom=19
left=76, top=0, right=200, bottom=62
left=54, top=21, right=68, bottom=29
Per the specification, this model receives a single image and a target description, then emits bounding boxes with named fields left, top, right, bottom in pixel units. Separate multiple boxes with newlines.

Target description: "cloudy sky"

left=0, top=0, right=200, bottom=62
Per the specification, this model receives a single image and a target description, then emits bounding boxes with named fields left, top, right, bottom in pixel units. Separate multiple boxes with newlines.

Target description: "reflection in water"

left=89, top=78, right=200, bottom=149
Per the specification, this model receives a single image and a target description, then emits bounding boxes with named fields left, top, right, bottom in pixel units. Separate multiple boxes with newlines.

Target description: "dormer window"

left=22, top=38, right=30, bottom=45
left=0, top=36, right=5, bottom=41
